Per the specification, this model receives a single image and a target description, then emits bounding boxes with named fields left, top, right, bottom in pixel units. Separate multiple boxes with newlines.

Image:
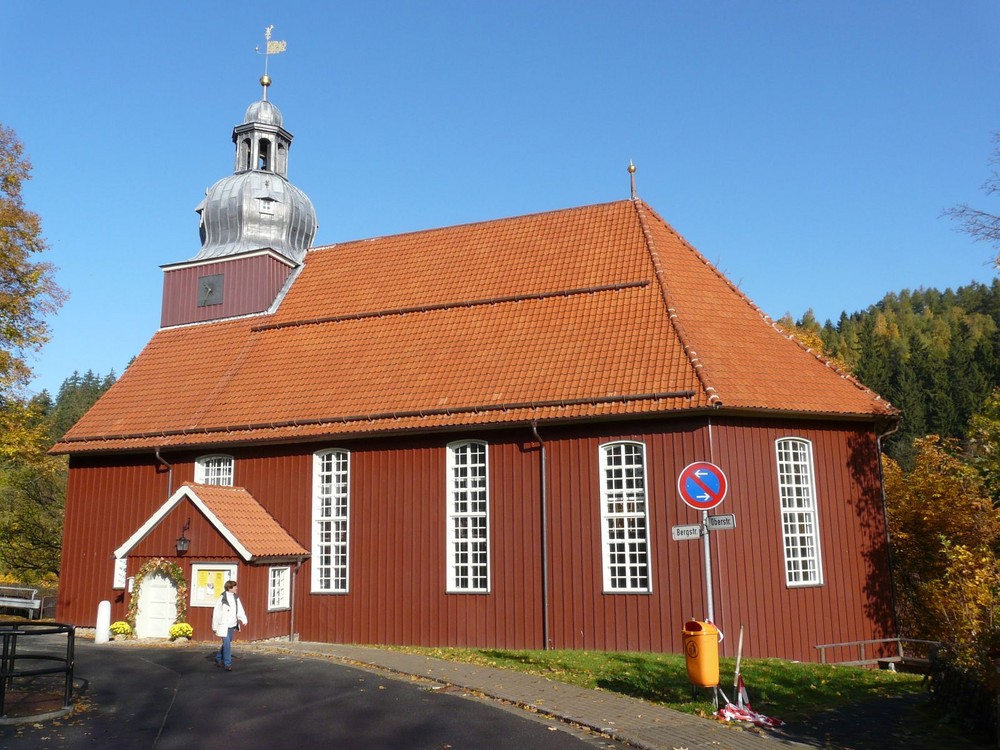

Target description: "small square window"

left=195, top=455, right=234, bottom=486
left=269, top=566, right=290, bottom=610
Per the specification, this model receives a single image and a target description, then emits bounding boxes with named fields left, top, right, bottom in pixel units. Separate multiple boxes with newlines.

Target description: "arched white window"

left=599, top=441, right=651, bottom=592
left=446, top=440, right=489, bottom=592
left=775, top=438, right=823, bottom=586
left=194, top=454, right=234, bottom=486
left=312, top=449, right=350, bottom=593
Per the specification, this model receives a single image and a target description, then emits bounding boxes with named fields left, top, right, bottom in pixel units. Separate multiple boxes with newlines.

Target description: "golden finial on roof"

left=628, top=160, right=637, bottom=199
left=256, top=25, right=287, bottom=101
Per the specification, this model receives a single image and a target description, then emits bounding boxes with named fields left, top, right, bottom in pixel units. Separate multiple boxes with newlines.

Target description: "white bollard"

left=95, top=600, right=111, bottom=644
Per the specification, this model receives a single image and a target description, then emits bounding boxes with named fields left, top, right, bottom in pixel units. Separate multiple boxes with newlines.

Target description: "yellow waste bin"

left=682, top=620, right=719, bottom=687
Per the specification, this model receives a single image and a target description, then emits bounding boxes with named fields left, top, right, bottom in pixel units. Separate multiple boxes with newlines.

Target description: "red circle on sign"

left=678, top=461, right=728, bottom=511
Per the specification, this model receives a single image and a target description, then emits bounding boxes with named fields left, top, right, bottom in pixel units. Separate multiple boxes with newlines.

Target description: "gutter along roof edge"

left=51, top=400, right=900, bottom=456
left=52, top=390, right=699, bottom=448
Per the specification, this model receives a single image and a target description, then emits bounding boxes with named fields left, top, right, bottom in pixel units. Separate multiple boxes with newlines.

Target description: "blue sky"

left=7, top=2, right=1000, bottom=395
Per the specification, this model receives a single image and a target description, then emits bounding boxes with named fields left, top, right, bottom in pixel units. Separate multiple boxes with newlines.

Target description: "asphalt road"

left=0, top=640, right=627, bottom=750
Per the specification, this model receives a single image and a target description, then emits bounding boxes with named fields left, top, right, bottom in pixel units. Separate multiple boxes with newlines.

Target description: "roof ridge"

left=636, top=202, right=896, bottom=412
left=631, top=199, right=721, bottom=406
left=307, top=199, right=635, bottom=254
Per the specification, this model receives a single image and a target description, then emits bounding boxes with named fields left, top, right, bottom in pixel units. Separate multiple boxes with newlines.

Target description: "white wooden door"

left=135, top=572, right=176, bottom=638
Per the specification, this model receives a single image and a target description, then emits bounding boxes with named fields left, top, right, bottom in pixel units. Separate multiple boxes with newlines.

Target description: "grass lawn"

left=388, top=645, right=925, bottom=720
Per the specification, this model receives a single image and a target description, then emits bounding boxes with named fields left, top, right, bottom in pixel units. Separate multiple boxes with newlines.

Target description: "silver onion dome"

left=244, top=99, right=283, bottom=128
left=194, top=91, right=317, bottom=264
left=195, top=172, right=317, bottom=264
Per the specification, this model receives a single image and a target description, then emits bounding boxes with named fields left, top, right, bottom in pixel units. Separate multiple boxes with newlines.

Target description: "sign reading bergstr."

left=672, top=523, right=703, bottom=541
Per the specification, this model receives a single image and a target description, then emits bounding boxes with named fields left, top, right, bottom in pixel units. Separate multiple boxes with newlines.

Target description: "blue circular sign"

left=677, top=461, right=728, bottom=511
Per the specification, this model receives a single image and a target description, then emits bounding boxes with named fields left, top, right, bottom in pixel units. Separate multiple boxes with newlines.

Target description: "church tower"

left=159, top=74, right=318, bottom=328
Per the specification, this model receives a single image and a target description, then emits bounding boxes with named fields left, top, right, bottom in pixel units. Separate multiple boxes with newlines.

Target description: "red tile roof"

left=114, top=482, right=308, bottom=560
left=182, top=483, right=308, bottom=560
left=53, top=200, right=895, bottom=454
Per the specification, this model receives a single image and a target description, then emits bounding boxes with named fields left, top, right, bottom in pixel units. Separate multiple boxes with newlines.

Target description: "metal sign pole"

left=702, top=510, right=714, bottom=623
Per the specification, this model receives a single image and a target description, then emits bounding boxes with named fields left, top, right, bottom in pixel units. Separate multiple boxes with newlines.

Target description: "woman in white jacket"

left=212, top=580, right=248, bottom=670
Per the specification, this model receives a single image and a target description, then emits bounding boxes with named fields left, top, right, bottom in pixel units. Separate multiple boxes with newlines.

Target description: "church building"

left=53, top=74, right=898, bottom=663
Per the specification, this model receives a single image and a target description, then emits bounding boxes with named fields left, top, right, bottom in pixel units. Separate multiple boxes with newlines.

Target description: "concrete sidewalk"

left=248, top=641, right=808, bottom=750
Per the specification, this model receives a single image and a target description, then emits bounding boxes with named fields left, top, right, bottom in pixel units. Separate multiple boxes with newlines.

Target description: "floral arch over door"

left=126, top=558, right=188, bottom=633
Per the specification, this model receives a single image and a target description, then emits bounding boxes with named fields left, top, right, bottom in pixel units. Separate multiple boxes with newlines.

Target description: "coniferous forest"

left=781, top=279, right=1000, bottom=471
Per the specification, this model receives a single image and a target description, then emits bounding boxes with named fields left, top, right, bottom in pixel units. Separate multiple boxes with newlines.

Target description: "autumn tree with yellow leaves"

left=0, top=123, right=66, bottom=583
left=884, top=435, right=1000, bottom=676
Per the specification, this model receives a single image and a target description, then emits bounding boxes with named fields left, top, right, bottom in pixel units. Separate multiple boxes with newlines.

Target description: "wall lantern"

left=176, top=518, right=191, bottom=554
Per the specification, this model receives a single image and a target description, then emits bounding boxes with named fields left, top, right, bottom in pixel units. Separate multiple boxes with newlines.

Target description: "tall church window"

left=313, top=449, right=350, bottom=593
left=776, top=438, right=823, bottom=586
left=446, top=441, right=489, bottom=592
left=599, top=441, right=651, bottom=592
left=194, top=455, right=234, bottom=486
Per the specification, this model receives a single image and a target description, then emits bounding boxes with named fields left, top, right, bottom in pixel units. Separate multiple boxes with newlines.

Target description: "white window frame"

left=312, top=449, right=350, bottom=593
left=268, top=566, right=291, bottom=611
left=446, top=440, right=490, bottom=593
left=194, top=454, right=234, bottom=486
left=776, top=437, right=824, bottom=586
left=599, top=441, right=652, bottom=593
left=113, top=556, right=128, bottom=589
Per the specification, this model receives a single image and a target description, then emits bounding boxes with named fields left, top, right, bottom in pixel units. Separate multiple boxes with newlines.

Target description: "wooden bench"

left=0, top=586, right=53, bottom=620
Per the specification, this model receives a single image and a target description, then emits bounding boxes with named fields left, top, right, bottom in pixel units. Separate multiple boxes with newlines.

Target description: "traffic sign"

left=678, top=462, right=728, bottom=511
left=672, top=524, right=703, bottom=541
left=706, top=513, right=736, bottom=531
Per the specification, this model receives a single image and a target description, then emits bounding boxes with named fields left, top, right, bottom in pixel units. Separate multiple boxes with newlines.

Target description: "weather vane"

left=255, top=25, right=287, bottom=100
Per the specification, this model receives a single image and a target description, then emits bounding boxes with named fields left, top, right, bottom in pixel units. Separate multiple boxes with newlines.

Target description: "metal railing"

left=814, top=637, right=939, bottom=667
left=0, top=621, right=75, bottom=723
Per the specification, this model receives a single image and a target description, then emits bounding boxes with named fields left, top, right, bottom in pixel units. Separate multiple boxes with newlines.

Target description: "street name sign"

left=706, top=514, right=737, bottom=531
left=672, top=524, right=703, bottom=541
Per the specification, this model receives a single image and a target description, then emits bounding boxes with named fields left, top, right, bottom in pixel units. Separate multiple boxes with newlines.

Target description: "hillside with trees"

left=782, top=279, right=1000, bottom=727
left=780, top=279, right=1000, bottom=472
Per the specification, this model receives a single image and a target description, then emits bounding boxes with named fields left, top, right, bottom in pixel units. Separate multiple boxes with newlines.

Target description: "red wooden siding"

left=160, top=253, right=294, bottom=327
left=60, top=455, right=169, bottom=622
left=704, top=419, right=893, bottom=661
left=59, top=459, right=295, bottom=641
left=59, top=416, right=893, bottom=661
